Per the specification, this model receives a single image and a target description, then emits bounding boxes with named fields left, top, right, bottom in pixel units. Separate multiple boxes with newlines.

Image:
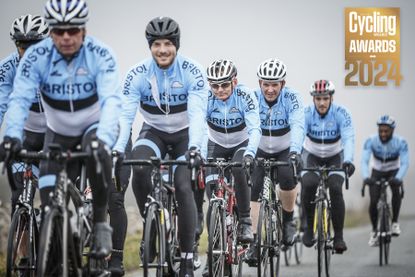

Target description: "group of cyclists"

left=0, top=0, right=410, bottom=276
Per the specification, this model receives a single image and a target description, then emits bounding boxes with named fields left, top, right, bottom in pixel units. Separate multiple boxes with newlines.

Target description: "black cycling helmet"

left=145, top=16, right=180, bottom=50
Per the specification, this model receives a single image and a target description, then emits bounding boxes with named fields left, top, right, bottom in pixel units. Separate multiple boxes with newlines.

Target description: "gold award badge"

left=345, top=8, right=402, bottom=86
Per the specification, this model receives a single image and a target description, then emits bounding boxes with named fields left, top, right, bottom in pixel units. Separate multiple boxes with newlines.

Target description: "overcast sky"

left=1, top=0, right=414, bottom=214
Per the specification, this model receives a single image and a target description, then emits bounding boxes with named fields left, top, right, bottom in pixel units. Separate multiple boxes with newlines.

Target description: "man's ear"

left=233, top=78, right=238, bottom=86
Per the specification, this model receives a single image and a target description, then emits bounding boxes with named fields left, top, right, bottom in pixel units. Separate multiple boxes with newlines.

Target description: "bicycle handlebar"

left=302, top=166, right=349, bottom=190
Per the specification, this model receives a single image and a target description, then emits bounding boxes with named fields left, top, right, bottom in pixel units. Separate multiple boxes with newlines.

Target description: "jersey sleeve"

left=338, top=106, right=355, bottom=163
left=242, top=89, right=261, bottom=157
left=396, top=138, right=409, bottom=180
left=361, top=137, right=372, bottom=179
left=286, top=89, right=305, bottom=154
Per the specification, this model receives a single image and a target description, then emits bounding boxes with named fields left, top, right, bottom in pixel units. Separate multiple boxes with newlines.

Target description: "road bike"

left=123, top=157, right=192, bottom=277
left=204, top=158, right=250, bottom=277
left=302, top=166, right=349, bottom=277
left=362, top=178, right=401, bottom=266
left=15, top=143, right=108, bottom=277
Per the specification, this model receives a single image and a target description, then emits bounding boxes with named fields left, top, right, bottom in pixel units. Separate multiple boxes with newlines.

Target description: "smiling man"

left=245, top=58, right=305, bottom=266
left=113, top=16, right=208, bottom=277
left=301, top=80, right=355, bottom=254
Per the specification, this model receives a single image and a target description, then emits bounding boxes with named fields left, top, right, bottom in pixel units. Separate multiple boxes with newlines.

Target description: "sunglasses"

left=210, top=81, right=232, bottom=90
left=51, top=27, right=82, bottom=36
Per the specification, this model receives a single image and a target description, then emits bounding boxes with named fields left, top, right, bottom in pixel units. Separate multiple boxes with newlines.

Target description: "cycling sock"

left=282, top=209, right=294, bottom=223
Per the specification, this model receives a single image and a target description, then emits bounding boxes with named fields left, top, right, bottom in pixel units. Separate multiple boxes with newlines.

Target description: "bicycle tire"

left=294, top=232, right=303, bottom=264
left=7, top=207, right=38, bottom=277
left=257, top=203, right=273, bottom=276
left=324, top=206, right=332, bottom=277
left=316, top=202, right=324, bottom=277
left=143, top=203, right=165, bottom=277
left=273, top=205, right=282, bottom=277
left=36, top=207, right=64, bottom=277
left=229, top=208, right=244, bottom=277
left=167, top=202, right=180, bottom=276
left=284, top=245, right=292, bottom=266
left=208, top=202, right=226, bottom=277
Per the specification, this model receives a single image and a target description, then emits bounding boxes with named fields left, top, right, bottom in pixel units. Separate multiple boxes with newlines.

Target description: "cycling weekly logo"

left=345, top=8, right=402, bottom=86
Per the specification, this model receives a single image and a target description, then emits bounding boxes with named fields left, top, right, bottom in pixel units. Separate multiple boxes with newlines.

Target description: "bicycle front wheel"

left=378, top=205, right=391, bottom=266
left=324, top=207, right=332, bottom=277
left=7, top=207, right=38, bottom=277
left=315, top=202, right=325, bottom=277
left=36, top=207, right=64, bottom=277
left=294, top=231, right=303, bottom=264
left=143, top=203, right=165, bottom=277
left=257, top=203, right=273, bottom=276
left=208, top=202, right=226, bottom=277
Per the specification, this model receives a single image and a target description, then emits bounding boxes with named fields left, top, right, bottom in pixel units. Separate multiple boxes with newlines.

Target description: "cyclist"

left=0, top=14, right=49, bottom=216
left=112, top=16, right=208, bottom=276
left=361, top=115, right=409, bottom=246
left=245, top=58, right=305, bottom=265
left=1, top=0, right=122, bottom=258
left=301, top=80, right=355, bottom=254
left=200, top=59, right=261, bottom=276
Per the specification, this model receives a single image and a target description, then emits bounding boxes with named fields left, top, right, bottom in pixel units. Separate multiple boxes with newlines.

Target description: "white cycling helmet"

left=10, top=14, right=49, bottom=42
left=310, top=80, right=335, bottom=96
left=206, top=59, right=237, bottom=83
left=377, top=115, right=396, bottom=128
left=44, top=0, right=89, bottom=27
left=257, top=58, right=287, bottom=81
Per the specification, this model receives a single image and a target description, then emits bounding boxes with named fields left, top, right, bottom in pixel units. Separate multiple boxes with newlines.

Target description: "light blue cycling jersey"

left=207, top=84, right=261, bottom=158
left=113, top=54, right=208, bottom=153
left=4, top=36, right=121, bottom=147
left=255, top=86, right=305, bottom=154
left=361, top=134, right=409, bottom=180
left=304, top=103, right=354, bottom=162
left=0, top=51, right=46, bottom=133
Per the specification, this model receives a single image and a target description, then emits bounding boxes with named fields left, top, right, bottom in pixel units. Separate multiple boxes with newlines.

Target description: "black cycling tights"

left=368, top=169, right=401, bottom=230
left=131, top=125, right=196, bottom=253
left=302, top=172, right=345, bottom=238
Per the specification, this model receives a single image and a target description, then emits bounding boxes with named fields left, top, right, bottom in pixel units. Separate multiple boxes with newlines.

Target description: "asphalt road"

left=126, top=217, right=415, bottom=277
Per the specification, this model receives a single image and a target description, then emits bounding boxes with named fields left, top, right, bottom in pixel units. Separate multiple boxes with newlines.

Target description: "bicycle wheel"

left=273, top=206, right=282, bottom=277
left=167, top=203, right=180, bottom=275
left=208, top=202, right=226, bottom=277
left=294, top=231, right=303, bottom=264
left=7, top=207, right=38, bottom=277
left=36, top=207, right=64, bottom=277
left=316, top=202, right=324, bottom=277
left=229, top=208, right=244, bottom=277
left=378, top=205, right=391, bottom=266
left=143, top=203, right=165, bottom=277
left=324, top=207, right=332, bottom=277
left=257, top=203, right=273, bottom=276
left=284, top=246, right=292, bottom=266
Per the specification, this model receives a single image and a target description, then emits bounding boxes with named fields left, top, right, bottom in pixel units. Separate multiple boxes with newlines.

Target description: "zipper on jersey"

left=68, top=61, right=74, bottom=112
left=163, top=71, right=170, bottom=116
